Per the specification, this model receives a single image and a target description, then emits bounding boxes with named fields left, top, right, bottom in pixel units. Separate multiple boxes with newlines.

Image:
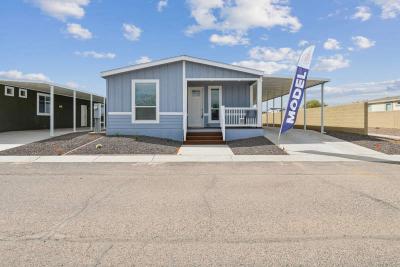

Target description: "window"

left=37, top=93, right=51, bottom=116
left=386, top=102, right=393, bottom=111
left=4, top=86, right=14, bottom=96
left=208, top=86, right=222, bottom=123
left=19, top=88, right=27, bottom=98
left=132, top=80, right=159, bottom=123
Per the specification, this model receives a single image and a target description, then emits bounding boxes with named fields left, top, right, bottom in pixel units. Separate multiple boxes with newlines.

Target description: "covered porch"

left=184, top=77, right=263, bottom=142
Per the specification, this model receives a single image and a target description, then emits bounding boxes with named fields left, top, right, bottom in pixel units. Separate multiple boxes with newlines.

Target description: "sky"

left=0, top=0, right=399, bottom=106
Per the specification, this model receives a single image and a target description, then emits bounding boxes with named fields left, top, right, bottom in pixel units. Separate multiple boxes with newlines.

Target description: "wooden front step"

left=185, top=131, right=225, bottom=145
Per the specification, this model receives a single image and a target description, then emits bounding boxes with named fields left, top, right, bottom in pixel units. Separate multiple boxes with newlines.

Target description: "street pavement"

left=0, top=161, right=400, bottom=266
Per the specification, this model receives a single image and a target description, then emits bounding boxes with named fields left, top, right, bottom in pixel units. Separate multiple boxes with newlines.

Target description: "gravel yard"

left=70, top=135, right=181, bottom=155
left=0, top=132, right=102, bottom=156
left=228, top=136, right=287, bottom=155
left=327, top=131, right=400, bottom=155
left=369, top=127, right=400, bottom=137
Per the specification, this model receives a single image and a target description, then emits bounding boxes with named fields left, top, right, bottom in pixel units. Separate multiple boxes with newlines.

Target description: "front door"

left=188, top=87, right=203, bottom=128
left=81, top=105, right=87, bottom=127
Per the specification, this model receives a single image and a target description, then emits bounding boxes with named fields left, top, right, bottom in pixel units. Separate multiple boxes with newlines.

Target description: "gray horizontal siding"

left=107, top=115, right=183, bottom=141
left=106, top=62, right=183, bottom=113
left=186, top=62, right=259, bottom=79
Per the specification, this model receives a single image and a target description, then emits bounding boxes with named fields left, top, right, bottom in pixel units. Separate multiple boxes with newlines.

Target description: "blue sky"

left=0, top=0, right=399, bottom=105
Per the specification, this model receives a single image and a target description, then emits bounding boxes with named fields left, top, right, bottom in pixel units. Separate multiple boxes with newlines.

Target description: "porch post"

left=182, top=61, right=187, bottom=141
left=266, top=100, right=269, bottom=127
left=90, top=94, right=93, bottom=131
left=256, top=77, right=262, bottom=127
left=321, top=83, right=325, bottom=134
left=303, top=88, right=307, bottom=131
left=103, top=97, right=106, bottom=130
left=73, top=91, right=76, bottom=132
left=50, top=85, right=54, bottom=137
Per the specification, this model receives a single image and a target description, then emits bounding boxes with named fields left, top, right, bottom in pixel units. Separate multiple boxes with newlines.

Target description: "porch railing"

left=224, top=107, right=258, bottom=127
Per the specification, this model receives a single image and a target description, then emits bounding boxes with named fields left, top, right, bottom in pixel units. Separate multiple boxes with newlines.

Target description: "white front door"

left=81, top=105, right=87, bottom=127
left=188, top=87, right=203, bottom=128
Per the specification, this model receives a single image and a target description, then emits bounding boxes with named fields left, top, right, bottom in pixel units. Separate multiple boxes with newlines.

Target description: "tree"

left=306, top=99, right=322, bottom=109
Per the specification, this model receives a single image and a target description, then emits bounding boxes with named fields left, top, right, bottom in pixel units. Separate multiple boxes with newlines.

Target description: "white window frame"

left=4, top=86, right=14, bottom=96
left=37, top=93, right=51, bottom=116
left=19, top=88, right=28, bottom=98
left=131, top=79, right=160, bottom=124
left=208, top=85, right=222, bottom=123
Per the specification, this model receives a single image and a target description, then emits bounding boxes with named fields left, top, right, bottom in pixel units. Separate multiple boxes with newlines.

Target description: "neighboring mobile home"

left=368, top=96, right=400, bottom=112
left=101, top=55, right=328, bottom=143
left=0, top=80, right=105, bottom=134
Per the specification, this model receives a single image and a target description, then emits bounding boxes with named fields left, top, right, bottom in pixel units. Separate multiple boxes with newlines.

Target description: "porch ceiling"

left=0, top=79, right=104, bottom=102
left=262, top=76, right=329, bottom=101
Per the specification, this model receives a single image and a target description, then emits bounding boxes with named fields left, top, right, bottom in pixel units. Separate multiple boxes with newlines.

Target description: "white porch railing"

left=219, top=106, right=258, bottom=141
left=224, top=107, right=258, bottom=127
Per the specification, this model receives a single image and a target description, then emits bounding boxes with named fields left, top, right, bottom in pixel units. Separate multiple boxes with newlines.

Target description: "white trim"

left=50, top=86, right=54, bottom=137
left=186, top=78, right=258, bottom=82
left=36, top=92, right=51, bottom=116
left=257, top=78, right=262, bottom=127
left=160, top=112, right=183, bottom=116
left=19, top=88, right=27, bottom=98
left=182, top=61, right=187, bottom=141
left=90, top=94, right=93, bottom=131
left=101, top=55, right=264, bottom=77
left=109, top=112, right=132, bottom=116
left=132, top=79, right=160, bottom=124
left=208, top=85, right=222, bottom=123
left=73, top=91, right=76, bottom=132
left=4, top=86, right=14, bottom=96
left=203, top=113, right=209, bottom=116
left=188, top=87, right=204, bottom=128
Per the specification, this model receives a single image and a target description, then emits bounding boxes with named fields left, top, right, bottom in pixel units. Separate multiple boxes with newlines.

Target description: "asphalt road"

left=1, top=161, right=400, bottom=266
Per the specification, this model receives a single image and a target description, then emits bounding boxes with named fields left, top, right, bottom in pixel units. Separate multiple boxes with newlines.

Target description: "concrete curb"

left=0, top=154, right=399, bottom=163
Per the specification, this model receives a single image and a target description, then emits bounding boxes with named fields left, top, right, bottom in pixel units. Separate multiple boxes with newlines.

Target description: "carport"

left=262, top=75, right=330, bottom=133
left=0, top=80, right=105, bottom=137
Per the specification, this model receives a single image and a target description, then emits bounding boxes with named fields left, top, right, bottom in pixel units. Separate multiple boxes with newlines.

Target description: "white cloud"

left=373, top=0, right=400, bottom=19
left=298, top=40, right=309, bottom=47
left=233, top=46, right=301, bottom=74
left=232, top=60, right=291, bottom=74
left=209, top=33, right=249, bottom=46
left=31, top=0, right=90, bottom=21
left=0, top=70, right=51, bottom=82
left=186, top=0, right=301, bottom=42
left=135, top=56, right=152, bottom=64
left=352, top=36, right=376, bottom=49
left=352, top=6, right=372, bottom=21
left=67, top=23, right=92, bottom=40
left=123, top=23, right=142, bottom=41
left=157, top=0, right=168, bottom=12
left=75, top=51, right=116, bottom=59
left=314, top=54, right=350, bottom=72
left=323, top=38, right=341, bottom=50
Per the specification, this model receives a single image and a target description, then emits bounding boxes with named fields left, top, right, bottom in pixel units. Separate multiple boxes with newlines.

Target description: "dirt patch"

left=369, top=127, right=400, bottom=137
left=0, top=132, right=102, bottom=156
left=228, top=136, right=287, bottom=155
left=327, top=131, right=400, bottom=155
left=69, top=135, right=181, bottom=155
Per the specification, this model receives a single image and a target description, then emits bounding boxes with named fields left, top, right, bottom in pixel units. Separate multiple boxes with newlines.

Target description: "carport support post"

left=50, top=85, right=54, bottom=137
left=73, top=91, right=76, bottom=132
left=303, top=89, right=307, bottom=131
left=272, top=98, right=275, bottom=127
left=256, top=78, right=262, bottom=127
left=280, top=96, right=283, bottom=125
left=321, top=83, right=325, bottom=134
left=266, top=100, right=269, bottom=126
left=90, top=94, right=93, bottom=131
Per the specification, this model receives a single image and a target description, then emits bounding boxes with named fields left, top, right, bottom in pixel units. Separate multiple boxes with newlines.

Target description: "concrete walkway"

left=264, top=127, right=389, bottom=161
left=368, top=133, right=400, bottom=140
left=0, top=128, right=90, bottom=152
left=178, top=145, right=234, bottom=156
